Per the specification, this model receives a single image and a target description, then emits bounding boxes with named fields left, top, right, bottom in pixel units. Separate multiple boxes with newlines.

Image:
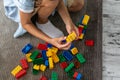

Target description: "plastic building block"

left=85, top=40, right=94, bottom=46
left=73, top=72, right=78, bottom=79
left=78, top=27, right=83, bottom=34
left=76, top=73, right=82, bottom=80
left=51, top=47, right=58, bottom=54
left=60, top=62, right=68, bottom=69
left=58, top=54, right=66, bottom=62
left=63, top=51, right=73, bottom=61
left=67, top=70, right=74, bottom=78
left=33, top=64, right=39, bottom=70
left=74, top=60, right=80, bottom=68
left=76, top=54, right=86, bottom=64
left=84, top=25, right=87, bottom=29
left=71, top=47, right=78, bottom=55
left=40, top=76, right=48, bottom=80
left=82, top=15, right=90, bottom=25
left=46, top=50, right=53, bottom=57
left=51, top=72, right=58, bottom=80
left=36, top=53, right=42, bottom=58
left=79, top=25, right=84, bottom=28
left=79, top=33, right=84, bottom=40
left=20, top=59, right=28, bottom=69
left=32, top=69, right=39, bottom=75
left=37, top=43, right=47, bottom=50
left=66, top=32, right=76, bottom=42
left=76, top=22, right=80, bottom=27
left=33, top=58, right=44, bottom=65
left=47, top=43, right=53, bottom=48
left=79, top=16, right=84, bottom=24
left=82, top=29, right=86, bottom=34
left=52, top=54, right=59, bottom=63
left=69, top=44, right=75, bottom=50
left=62, top=40, right=66, bottom=43
left=15, top=69, right=26, bottom=79
left=48, top=57, right=54, bottom=69
left=30, top=50, right=39, bottom=60
left=65, top=62, right=74, bottom=72
left=22, top=43, right=33, bottom=54
left=45, top=60, right=49, bottom=67
left=40, top=64, right=46, bottom=71
left=26, top=53, right=33, bottom=62
left=41, top=50, right=48, bottom=60
left=11, top=65, right=22, bottom=76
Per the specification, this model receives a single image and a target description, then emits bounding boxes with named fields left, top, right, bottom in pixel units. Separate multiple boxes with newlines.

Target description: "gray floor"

left=103, top=0, right=120, bottom=80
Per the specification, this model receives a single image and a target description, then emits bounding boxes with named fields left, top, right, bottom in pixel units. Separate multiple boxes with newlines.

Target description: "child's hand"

left=66, top=22, right=79, bottom=39
left=50, top=37, right=71, bottom=50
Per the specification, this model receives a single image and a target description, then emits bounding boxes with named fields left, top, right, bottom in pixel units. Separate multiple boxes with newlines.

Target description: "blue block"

left=63, top=51, right=73, bottom=61
left=82, top=29, right=86, bottom=34
left=41, top=50, right=48, bottom=60
left=62, top=40, right=66, bottom=43
left=76, top=73, right=82, bottom=80
left=69, top=44, right=74, bottom=50
left=79, top=16, right=84, bottom=25
left=45, top=60, right=49, bottom=67
left=22, top=43, right=33, bottom=54
left=47, top=44, right=53, bottom=48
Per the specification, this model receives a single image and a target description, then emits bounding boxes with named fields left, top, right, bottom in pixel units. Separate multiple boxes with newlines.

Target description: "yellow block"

left=71, top=32, right=76, bottom=40
left=48, top=57, right=54, bottom=69
left=71, top=47, right=78, bottom=55
left=11, top=65, right=22, bottom=76
left=26, top=53, right=32, bottom=62
left=51, top=47, right=58, bottom=54
left=79, top=33, right=84, bottom=39
left=82, top=15, right=90, bottom=25
left=52, top=54, right=59, bottom=63
left=40, top=64, right=46, bottom=71
left=33, top=64, right=39, bottom=70
left=46, top=50, right=53, bottom=57
left=66, top=32, right=76, bottom=42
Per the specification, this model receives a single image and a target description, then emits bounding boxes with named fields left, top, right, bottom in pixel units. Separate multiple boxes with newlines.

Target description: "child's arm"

left=19, top=11, right=70, bottom=50
left=57, top=0, right=79, bottom=39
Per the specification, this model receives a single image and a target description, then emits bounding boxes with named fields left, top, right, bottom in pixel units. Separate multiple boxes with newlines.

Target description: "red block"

left=20, top=59, right=29, bottom=69
left=40, top=76, right=48, bottom=80
left=74, top=60, right=80, bottom=68
left=73, top=72, right=78, bottom=79
left=60, top=62, right=68, bottom=69
left=36, top=53, right=42, bottom=58
left=85, top=40, right=94, bottom=46
left=78, top=27, right=83, bottom=34
left=37, top=43, right=47, bottom=50
left=15, top=69, right=26, bottom=79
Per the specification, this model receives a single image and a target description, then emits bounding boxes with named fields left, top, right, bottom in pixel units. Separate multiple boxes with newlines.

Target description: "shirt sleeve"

left=14, top=0, right=34, bottom=13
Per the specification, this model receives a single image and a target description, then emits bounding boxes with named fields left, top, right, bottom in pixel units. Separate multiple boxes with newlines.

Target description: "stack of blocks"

left=11, top=14, right=92, bottom=80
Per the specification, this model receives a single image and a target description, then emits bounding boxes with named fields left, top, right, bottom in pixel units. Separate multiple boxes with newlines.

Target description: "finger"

left=59, top=42, right=71, bottom=49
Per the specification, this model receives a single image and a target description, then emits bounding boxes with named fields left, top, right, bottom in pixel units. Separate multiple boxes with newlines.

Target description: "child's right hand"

left=50, top=37, right=71, bottom=50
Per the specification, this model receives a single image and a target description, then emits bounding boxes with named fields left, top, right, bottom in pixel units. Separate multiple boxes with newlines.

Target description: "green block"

left=32, top=69, right=39, bottom=75
left=65, top=62, right=74, bottom=72
left=30, top=50, right=39, bottom=60
left=51, top=72, right=58, bottom=80
left=33, top=58, right=44, bottom=65
left=76, top=22, right=80, bottom=27
left=67, top=70, right=74, bottom=78
left=84, top=25, right=88, bottom=29
left=76, top=53, right=86, bottom=64
left=58, top=54, right=66, bottom=62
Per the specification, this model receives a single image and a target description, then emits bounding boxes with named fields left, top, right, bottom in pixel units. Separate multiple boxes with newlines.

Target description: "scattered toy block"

left=33, top=64, right=39, bottom=70
left=82, top=29, right=86, bottom=34
left=79, top=33, right=84, bottom=40
left=63, top=51, right=73, bottom=61
left=71, top=47, right=78, bottom=55
left=74, top=60, right=80, bottom=69
left=36, top=53, right=42, bottom=58
left=46, top=50, right=53, bottom=57
left=40, top=64, right=46, bottom=72
left=78, top=27, right=83, bottom=34
left=47, top=43, right=53, bottom=48
left=85, top=40, right=94, bottom=46
left=20, top=59, right=28, bottom=69
left=40, top=76, right=48, bottom=80
left=73, top=72, right=78, bottom=79
left=41, top=50, right=48, bottom=60
left=22, top=43, right=33, bottom=54
left=45, top=60, right=49, bottom=67
left=84, top=25, right=88, bottom=29
left=51, top=47, right=58, bottom=54
left=33, top=58, right=44, bottom=65
left=15, top=69, right=26, bottom=79
left=66, top=32, right=76, bottom=42
left=65, top=62, right=74, bottom=72
left=32, top=69, right=39, bottom=75
left=51, top=72, right=58, bottom=80
left=58, top=54, right=66, bottom=62
left=82, top=15, right=90, bottom=25
left=69, top=44, right=74, bottom=50
left=67, top=70, right=74, bottom=78
left=11, top=65, right=22, bottom=76
left=52, top=54, right=59, bottom=63
left=79, top=15, right=84, bottom=24
left=76, top=54, right=86, bottom=64
left=76, top=73, right=82, bottom=80
left=60, top=62, right=68, bottom=69
left=37, top=43, right=47, bottom=50
left=26, top=53, right=33, bottom=62
left=30, top=50, right=39, bottom=60
left=48, top=57, right=54, bottom=69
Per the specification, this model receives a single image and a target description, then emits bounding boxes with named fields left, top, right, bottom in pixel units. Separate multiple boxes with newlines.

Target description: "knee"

left=68, top=0, right=84, bottom=12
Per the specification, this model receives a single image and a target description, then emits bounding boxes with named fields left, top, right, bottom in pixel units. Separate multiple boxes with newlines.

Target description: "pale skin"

left=20, top=0, right=84, bottom=50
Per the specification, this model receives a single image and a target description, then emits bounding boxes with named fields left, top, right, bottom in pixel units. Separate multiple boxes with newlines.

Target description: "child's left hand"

left=66, top=22, right=79, bottom=39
